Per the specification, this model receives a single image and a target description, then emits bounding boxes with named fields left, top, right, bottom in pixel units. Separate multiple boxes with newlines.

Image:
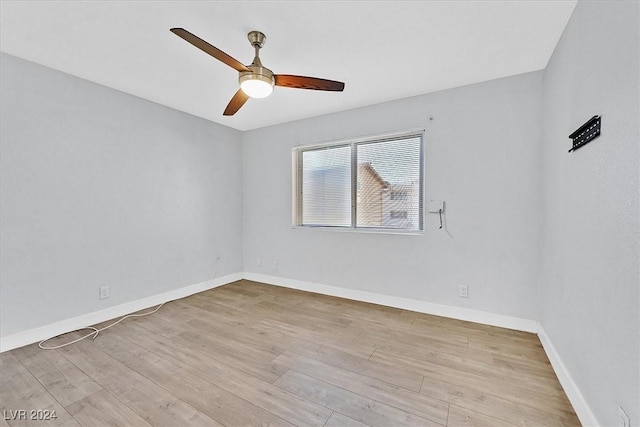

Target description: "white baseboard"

left=0, top=272, right=242, bottom=353
left=0, top=270, right=598, bottom=427
left=243, top=272, right=538, bottom=333
left=537, top=324, right=599, bottom=427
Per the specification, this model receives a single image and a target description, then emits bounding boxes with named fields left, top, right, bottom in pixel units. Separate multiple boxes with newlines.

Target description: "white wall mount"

left=427, top=200, right=445, bottom=213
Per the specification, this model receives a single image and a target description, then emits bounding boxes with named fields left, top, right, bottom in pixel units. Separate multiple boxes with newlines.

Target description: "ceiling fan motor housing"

left=239, top=65, right=274, bottom=85
left=239, top=64, right=274, bottom=98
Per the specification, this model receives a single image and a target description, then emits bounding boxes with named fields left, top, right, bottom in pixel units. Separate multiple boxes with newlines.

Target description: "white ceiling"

left=0, top=1, right=576, bottom=131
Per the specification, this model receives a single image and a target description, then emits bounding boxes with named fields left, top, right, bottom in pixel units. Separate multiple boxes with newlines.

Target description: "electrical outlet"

left=257, top=257, right=262, bottom=266
left=99, top=285, right=110, bottom=299
left=618, top=406, right=630, bottom=427
left=272, top=260, right=278, bottom=270
left=459, top=284, right=469, bottom=298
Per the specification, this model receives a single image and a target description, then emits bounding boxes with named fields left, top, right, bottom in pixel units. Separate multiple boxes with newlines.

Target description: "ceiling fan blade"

left=223, top=89, right=250, bottom=116
left=274, top=75, right=345, bottom=92
left=170, top=28, right=250, bottom=72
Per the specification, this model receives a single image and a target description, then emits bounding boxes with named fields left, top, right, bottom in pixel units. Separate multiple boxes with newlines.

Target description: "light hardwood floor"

left=1, top=280, right=579, bottom=426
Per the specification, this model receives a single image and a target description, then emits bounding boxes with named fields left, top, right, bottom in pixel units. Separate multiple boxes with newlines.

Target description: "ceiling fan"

left=170, top=28, right=345, bottom=116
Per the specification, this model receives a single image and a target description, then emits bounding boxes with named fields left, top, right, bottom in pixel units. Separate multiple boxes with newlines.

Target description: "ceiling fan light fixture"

left=239, top=73, right=274, bottom=98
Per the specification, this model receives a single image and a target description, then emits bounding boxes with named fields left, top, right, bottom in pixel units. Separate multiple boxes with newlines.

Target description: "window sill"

left=292, top=225, right=424, bottom=236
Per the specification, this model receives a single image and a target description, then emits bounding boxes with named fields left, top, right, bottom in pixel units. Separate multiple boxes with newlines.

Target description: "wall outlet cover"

left=99, top=285, right=110, bottom=299
left=459, top=284, right=469, bottom=298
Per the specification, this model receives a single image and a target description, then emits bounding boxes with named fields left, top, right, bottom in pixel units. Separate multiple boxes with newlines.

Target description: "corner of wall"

left=537, top=323, right=600, bottom=426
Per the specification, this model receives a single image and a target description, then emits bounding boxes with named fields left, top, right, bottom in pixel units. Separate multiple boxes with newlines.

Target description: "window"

left=293, top=131, right=423, bottom=232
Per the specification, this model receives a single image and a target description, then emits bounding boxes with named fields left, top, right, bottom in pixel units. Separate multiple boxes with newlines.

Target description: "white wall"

left=243, top=71, right=543, bottom=321
left=0, top=54, right=243, bottom=338
left=540, top=1, right=639, bottom=425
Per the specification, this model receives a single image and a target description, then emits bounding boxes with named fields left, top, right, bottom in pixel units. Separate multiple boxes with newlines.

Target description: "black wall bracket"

left=568, top=115, right=601, bottom=153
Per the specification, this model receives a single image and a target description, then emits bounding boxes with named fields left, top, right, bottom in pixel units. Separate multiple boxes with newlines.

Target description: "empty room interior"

left=0, top=1, right=638, bottom=426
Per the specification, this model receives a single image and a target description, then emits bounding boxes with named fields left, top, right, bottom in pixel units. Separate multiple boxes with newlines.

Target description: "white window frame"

left=292, top=129, right=424, bottom=234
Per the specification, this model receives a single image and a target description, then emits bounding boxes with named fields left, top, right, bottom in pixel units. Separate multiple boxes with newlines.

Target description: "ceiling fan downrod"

left=247, top=31, right=266, bottom=66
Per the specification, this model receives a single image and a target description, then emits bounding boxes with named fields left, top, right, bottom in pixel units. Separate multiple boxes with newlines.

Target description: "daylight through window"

left=293, top=132, right=423, bottom=232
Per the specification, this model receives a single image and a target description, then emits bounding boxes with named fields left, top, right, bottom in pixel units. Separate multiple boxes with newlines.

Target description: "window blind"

left=294, top=132, right=423, bottom=232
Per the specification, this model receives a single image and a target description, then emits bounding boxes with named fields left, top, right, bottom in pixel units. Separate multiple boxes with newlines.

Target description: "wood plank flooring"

left=0, top=280, right=579, bottom=426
